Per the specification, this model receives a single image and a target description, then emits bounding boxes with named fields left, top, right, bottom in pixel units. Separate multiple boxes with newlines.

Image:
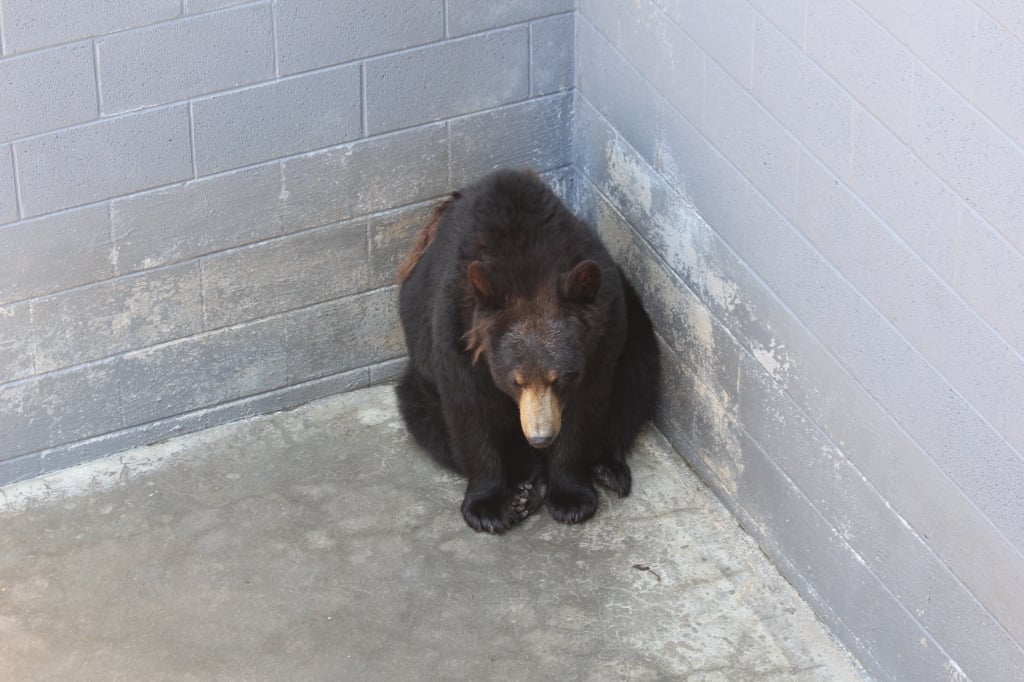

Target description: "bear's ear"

left=468, top=261, right=501, bottom=307
left=561, top=260, right=602, bottom=304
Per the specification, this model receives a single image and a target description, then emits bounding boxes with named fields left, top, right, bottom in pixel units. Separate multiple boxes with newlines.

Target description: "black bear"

left=395, top=169, right=659, bottom=533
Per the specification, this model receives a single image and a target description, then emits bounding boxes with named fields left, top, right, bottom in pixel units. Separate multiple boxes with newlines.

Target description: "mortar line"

left=0, top=3, right=7, bottom=55
left=10, top=145, right=25, bottom=219
left=92, top=39, right=104, bottom=116
left=270, top=0, right=280, bottom=78
left=187, top=101, right=198, bottom=178
left=359, top=61, right=368, bottom=137
left=527, top=21, right=534, bottom=94
left=443, top=0, right=449, bottom=38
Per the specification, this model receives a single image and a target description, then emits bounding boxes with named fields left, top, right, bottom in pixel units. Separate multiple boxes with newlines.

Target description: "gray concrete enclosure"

left=1, top=1, right=1021, bottom=680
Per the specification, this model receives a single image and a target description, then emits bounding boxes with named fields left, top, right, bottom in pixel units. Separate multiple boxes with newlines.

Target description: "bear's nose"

left=527, top=434, right=555, bottom=449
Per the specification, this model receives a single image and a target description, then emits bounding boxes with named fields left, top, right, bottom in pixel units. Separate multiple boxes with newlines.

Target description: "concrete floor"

left=0, top=386, right=862, bottom=681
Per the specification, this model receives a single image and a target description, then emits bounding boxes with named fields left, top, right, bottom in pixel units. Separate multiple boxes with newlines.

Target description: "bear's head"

left=464, top=259, right=603, bottom=449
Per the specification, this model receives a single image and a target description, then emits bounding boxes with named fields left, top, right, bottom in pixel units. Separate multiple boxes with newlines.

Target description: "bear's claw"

left=511, top=477, right=548, bottom=519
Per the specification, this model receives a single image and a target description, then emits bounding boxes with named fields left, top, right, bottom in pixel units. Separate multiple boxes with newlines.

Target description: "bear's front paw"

left=461, top=490, right=518, bottom=534
left=547, top=484, right=598, bottom=524
left=511, top=476, right=548, bottom=519
left=593, top=460, right=632, bottom=497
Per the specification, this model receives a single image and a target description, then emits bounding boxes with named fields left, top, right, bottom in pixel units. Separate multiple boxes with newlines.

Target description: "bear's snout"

left=519, top=385, right=561, bottom=449
left=527, top=433, right=555, bottom=449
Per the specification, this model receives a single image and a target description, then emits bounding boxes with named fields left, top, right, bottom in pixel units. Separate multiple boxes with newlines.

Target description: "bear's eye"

left=558, top=371, right=580, bottom=385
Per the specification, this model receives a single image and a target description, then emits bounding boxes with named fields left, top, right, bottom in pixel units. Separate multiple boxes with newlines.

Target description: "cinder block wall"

left=574, top=1, right=1024, bottom=680
left=0, top=0, right=573, bottom=483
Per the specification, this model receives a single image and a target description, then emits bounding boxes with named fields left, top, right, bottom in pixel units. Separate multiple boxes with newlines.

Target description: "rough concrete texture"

left=0, top=386, right=862, bottom=681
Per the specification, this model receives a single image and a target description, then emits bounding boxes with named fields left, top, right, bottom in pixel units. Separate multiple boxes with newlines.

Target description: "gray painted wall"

left=0, top=0, right=574, bottom=483
left=573, top=1, right=1024, bottom=680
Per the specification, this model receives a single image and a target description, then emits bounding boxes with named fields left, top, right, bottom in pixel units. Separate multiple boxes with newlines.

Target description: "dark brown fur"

left=396, top=193, right=461, bottom=284
left=394, top=169, right=660, bottom=533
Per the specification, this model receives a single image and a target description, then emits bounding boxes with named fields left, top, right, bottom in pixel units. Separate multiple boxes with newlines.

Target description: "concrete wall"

left=0, top=0, right=574, bottom=483
left=573, top=1, right=1024, bottom=680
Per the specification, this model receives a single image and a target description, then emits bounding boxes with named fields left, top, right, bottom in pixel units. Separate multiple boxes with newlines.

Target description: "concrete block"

left=955, top=209, right=1024, bottom=353
left=286, top=289, right=404, bottom=385
left=450, top=94, right=571, bottom=187
left=855, top=0, right=976, bottom=98
left=111, top=163, right=285, bottom=273
left=805, top=0, right=913, bottom=142
left=575, top=19, right=660, bottom=163
left=368, top=202, right=435, bottom=290
left=192, top=64, right=361, bottom=175
left=118, top=315, right=292, bottom=425
left=746, top=0, right=806, bottom=46
left=0, top=205, right=113, bottom=305
left=909, top=65, right=1024, bottom=256
left=98, top=4, right=274, bottom=114
left=280, top=123, right=448, bottom=232
left=0, top=302, right=34, bottom=383
left=704, top=60, right=800, bottom=219
left=365, top=28, right=529, bottom=135
left=0, top=360, right=123, bottom=459
left=0, top=43, right=97, bottom=139
left=32, top=262, right=202, bottom=373
left=185, top=0, right=250, bottom=13
left=201, top=220, right=370, bottom=330
left=654, top=0, right=754, bottom=90
left=369, top=357, right=408, bottom=385
left=0, top=145, right=16, bottom=224
left=447, top=0, right=572, bottom=36
left=752, top=16, right=853, bottom=182
left=581, top=0, right=704, bottom=125
left=540, top=165, right=575, bottom=205
left=654, top=99, right=752, bottom=236
left=0, top=453, right=41, bottom=486
left=275, top=0, right=443, bottom=75
left=0, top=0, right=180, bottom=54
left=847, top=110, right=961, bottom=280
left=974, top=0, right=1024, bottom=43
left=972, top=14, right=1024, bottom=152
left=36, top=366, right=371, bottom=478
left=530, top=13, right=574, bottom=96
left=572, top=97, right=616, bottom=206
left=16, top=106, right=192, bottom=217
